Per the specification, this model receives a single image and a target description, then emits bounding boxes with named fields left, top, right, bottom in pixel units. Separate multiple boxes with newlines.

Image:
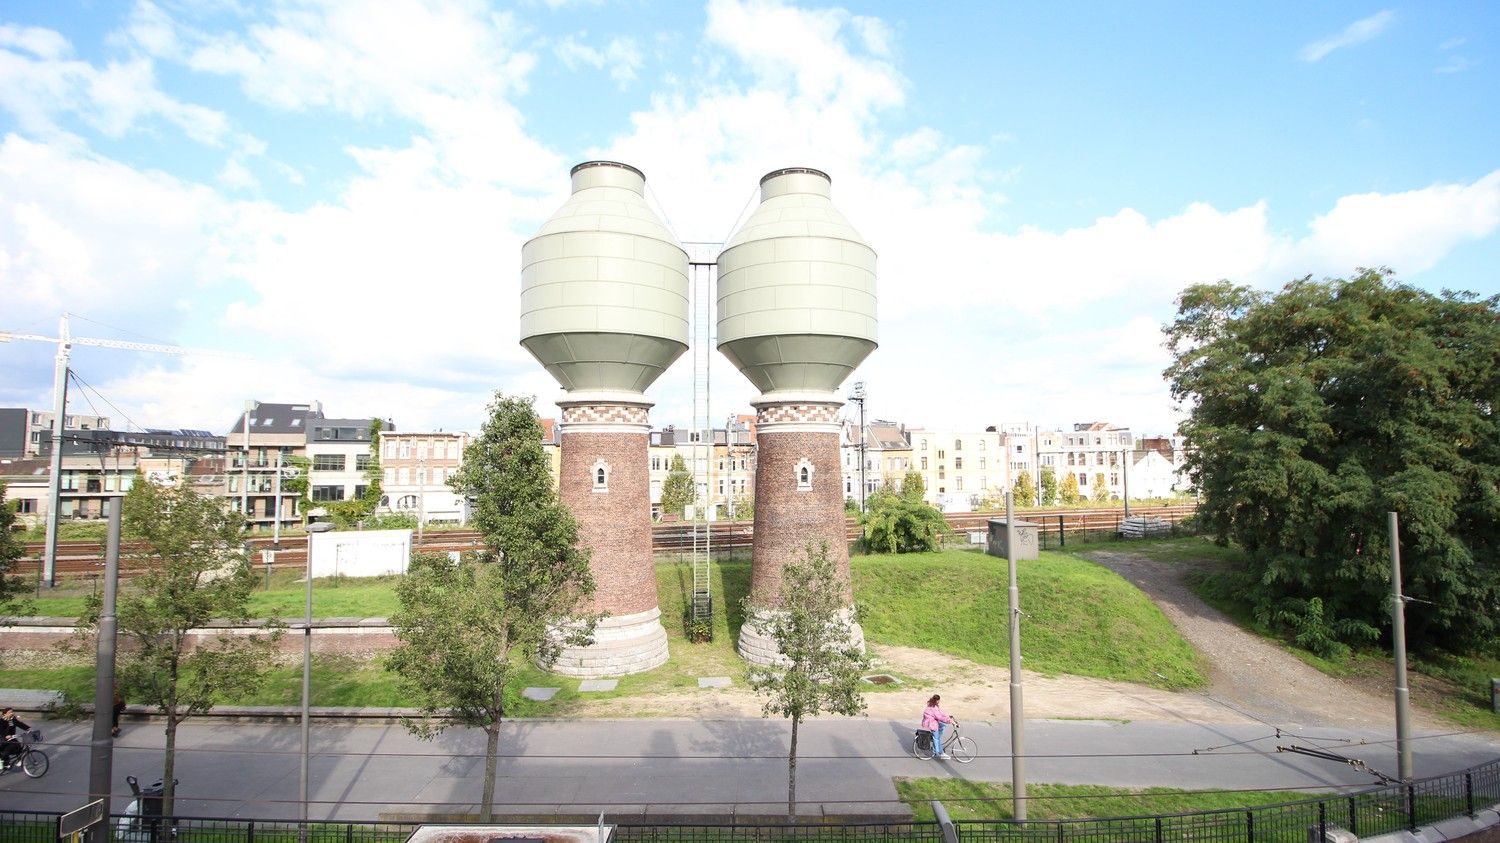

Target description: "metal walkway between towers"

left=684, top=242, right=721, bottom=627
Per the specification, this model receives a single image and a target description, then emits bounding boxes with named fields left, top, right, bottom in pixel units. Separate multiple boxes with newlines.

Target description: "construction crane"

left=0, top=313, right=235, bottom=587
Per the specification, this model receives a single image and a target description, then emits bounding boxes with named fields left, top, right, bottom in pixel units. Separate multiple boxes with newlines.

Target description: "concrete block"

left=698, top=677, right=732, bottom=688
left=578, top=679, right=617, bottom=692
left=521, top=687, right=560, bottom=701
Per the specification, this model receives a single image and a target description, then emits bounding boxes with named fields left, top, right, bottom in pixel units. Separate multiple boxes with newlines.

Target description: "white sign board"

left=309, top=529, right=412, bottom=578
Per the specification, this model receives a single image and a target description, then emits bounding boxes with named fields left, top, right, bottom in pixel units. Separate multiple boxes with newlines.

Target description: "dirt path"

left=1082, top=549, right=1446, bottom=731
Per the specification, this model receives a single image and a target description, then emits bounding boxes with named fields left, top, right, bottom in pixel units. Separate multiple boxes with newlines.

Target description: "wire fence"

left=1, top=757, right=1494, bottom=843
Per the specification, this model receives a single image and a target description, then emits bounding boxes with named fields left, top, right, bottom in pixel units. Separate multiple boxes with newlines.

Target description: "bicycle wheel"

left=911, top=733, right=935, bottom=761
left=950, top=736, right=977, bottom=764
left=22, top=749, right=48, bottom=778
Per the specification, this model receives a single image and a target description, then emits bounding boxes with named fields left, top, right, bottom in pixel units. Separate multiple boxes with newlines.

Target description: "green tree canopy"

left=392, top=392, right=596, bottom=821
left=660, top=453, right=695, bottom=520
left=861, top=470, right=948, bottom=553
left=1039, top=466, right=1059, bottom=506
left=1165, top=269, right=1500, bottom=653
left=744, top=542, right=869, bottom=819
left=1090, top=473, right=1110, bottom=502
left=1013, top=471, right=1037, bottom=507
left=0, top=484, right=24, bottom=614
left=1059, top=472, right=1081, bottom=505
left=78, top=480, right=282, bottom=819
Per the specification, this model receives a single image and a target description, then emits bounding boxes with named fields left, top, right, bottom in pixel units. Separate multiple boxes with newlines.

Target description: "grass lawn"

left=895, top=779, right=1323, bottom=821
left=851, top=548, right=1206, bottom=689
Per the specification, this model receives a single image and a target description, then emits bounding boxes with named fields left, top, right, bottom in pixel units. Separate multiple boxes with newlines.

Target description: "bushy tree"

left=660, top=454, right=695, bottom=519
left=1165, top=269, right=1500, bottom=653
left=1059, top=472, right=1081, bottom=505
left=391, top=393, right=596, bottom=821
left=1039, top=466, right=1059, bottom=506
left=861, top=471, right=948, bottom=553
left=744, top=542, right=869, bottom=819
left=1090, top=473, right=1110, bottom=502
left=1013, top=472, right=1037, bottom=507
left=0, top=485, right=24, bottom=614
left=77, top=480, right=282, bottom=820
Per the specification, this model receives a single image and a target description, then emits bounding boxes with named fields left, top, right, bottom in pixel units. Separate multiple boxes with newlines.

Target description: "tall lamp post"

left=301, top=520, right=336, bottom=833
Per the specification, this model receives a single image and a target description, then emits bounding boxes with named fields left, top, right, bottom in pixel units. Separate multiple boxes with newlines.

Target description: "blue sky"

left=1, top=1, right=1497, bottom=438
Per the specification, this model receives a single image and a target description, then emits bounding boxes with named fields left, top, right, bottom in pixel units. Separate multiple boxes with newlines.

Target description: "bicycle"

left=911, top=722, right=976, bottom=763
left=1, top=729, right=48, bottom=778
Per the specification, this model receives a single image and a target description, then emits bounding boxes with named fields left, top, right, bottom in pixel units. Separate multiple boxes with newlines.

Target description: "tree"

left=1090, top=473, right=1110, bottom=502
left=0, top=485, right=24, bottom=614
left=77, top=479, right=282, bottom=820
left=390, top=392, right=596, bottom=821
left=1165, top=269, right=1500, bottom=653
left=744, top=542, right=869, bottom=819
left=660, top=454, right=695, bottom=520
left=1060, top=472, right=1081, bottom=505
left=1039, top=466, right=1059, bottom=506
left=730, top=491, right=755, bottom=521
left=861, top=471, right=948, bottom=553
left=1012, top=472, right=1037, bottom=507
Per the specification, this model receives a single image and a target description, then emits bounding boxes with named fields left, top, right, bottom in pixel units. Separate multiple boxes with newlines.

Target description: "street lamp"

left=301, top=520, right=337, bottom=833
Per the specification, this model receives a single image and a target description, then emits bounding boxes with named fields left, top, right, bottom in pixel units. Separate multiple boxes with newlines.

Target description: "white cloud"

left=1300, top=10, right=1395, bottom=62
left=0, top=26, right=233, bottom=144
left=555, top=33, right=642, bottom=87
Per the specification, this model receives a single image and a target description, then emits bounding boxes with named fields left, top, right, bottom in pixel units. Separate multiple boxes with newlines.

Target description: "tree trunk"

left=787, top=715, right=799, bottom=821
left=481, top=715, right=500, bottom=822
left=161, top=706, right=178, bottom=840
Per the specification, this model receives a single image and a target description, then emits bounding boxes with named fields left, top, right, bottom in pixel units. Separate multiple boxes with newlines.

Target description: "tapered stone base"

left=737, top=607, right=866, bottom=667
left=550, top=608, right=670, bottom=677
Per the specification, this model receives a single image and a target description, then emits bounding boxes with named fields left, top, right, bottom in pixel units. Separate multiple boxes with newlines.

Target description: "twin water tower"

left=521, top=163, right=875, bottom=673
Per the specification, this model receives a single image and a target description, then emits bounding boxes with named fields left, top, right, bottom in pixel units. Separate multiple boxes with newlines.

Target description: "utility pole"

left=1389, top=511, right=1414, bottom=781
left=1005, top=490, right=1027, bottom=820
left=85, top=502, right=121, bottom=842
left=1122, top=447, right=1131, bottom=518
left=1, top=314, right=237, bottom=587
left=850, top=382, right=866, bottom=511
left=241, top=400, right=254, bottom=525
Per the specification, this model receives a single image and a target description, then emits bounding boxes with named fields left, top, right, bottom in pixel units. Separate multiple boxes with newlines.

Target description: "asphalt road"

left=1, top=715, right=1496, bottom=822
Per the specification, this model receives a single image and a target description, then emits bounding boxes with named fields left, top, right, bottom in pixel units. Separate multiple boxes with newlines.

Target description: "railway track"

left=15, top=504, right=1197, bottom=578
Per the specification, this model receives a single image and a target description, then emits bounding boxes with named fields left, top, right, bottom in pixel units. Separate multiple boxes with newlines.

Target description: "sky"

left=1, top=1, right=1497, bottom=439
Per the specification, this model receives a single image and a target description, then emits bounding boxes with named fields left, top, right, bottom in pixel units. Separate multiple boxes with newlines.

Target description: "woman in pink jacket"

left=921, top=694, right=956, bottom=759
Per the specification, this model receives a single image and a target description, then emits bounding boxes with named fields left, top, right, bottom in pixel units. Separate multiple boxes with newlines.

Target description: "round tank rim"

left=749, top=390, right=847, bottom=407
left=571, top=160, right=646, bottom=181
left=555, top=389, right=656, bottom=408
left=759, top=166, right=830, bottom=186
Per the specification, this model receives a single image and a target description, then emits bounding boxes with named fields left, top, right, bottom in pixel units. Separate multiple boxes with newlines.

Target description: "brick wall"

left=559, top=427, right=658, bottom=616
left=749, top=425, right=852, bottom=606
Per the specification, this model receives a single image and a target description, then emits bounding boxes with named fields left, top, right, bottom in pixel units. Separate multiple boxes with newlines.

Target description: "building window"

left=955, top=440, right=963, bottom=450
left=356, top=454, right=373, bottom=471
left=399, top=442, right=411, bottom=459
left=354, top=485, right=368, bottom=500
left=955, top=457, right=963, bottom=470
left=796, top=457, right=815, bottom=492
left=397, top=494, right=419, bottom=510
left=592, top=459, right=611, bottom=493
left=921, top=457, right=928, bottom=470
left=979, top=457, right=987, bottom=469
left=1015, top=445, right=1023, bottom=453
left=384, top=469, right=394, bottom=484
left=16, top=499, right=37, bottom=514
left=979, top=440, right=986, bottom=451
left=938, top=468, right=946, bottom=480
left=311, top=485, right=342, bottom=502
left=398, top=468, right=410, bottom=485
left=956, top=477, right=964, bottom=491
left=980, top=476, right=987, bottom=490
left=313, top=454, right=345, bottom=471
left=937, top=449, right=946, bottom=460
left=920, top=439, right=927, bottom=451
left=1079, top=473, right=1087, bottom=486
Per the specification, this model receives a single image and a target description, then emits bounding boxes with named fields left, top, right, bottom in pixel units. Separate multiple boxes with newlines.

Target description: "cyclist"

left=0, top=707, right=31, bottom=770
left=921, top=694, right=957, bottom=760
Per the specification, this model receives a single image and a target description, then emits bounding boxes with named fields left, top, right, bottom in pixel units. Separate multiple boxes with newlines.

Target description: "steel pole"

left=300, top=529, right=313, bottom=836
left=43, top=351, right=69, bottom=588
left=1390, top=511, right=1413, bottom=781
left=1122, top=449, right=1131, bottom=518
left=241, top=400, right=252, bottom=526
left=1005, top=491, right=1027, bottom=821
left=86, top=503, right=121, bottom=841
left=273, top=450, right=282, bottom=547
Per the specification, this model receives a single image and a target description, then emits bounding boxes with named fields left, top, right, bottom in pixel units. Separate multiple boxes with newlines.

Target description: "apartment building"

left=906, top=427, right=1009, bottom=511
left=647, top=418, right=756, bottom=520
left=1051, top=421, right=1134, bottom=501
left=306, top=417, right=390, bottom=505
left=223, top=401, right=320, bottom=531
left=380, top=430, right=471, bottom=524
left=840, top=419, right=912, bottom=506
left=0, top=408, right=111, bottom=459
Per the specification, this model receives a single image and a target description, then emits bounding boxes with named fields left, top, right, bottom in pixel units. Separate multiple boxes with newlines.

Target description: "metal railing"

left=2, top=758, right=1494, bottom=843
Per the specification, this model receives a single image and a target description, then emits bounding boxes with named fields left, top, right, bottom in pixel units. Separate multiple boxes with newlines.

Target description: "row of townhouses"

left=1, top=400, right=1191, bottom=528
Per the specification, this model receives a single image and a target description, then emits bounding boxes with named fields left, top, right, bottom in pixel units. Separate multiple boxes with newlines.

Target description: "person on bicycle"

left=922, top=694, right=957, bottom=760
left=0, top=707, right=30, bottom=769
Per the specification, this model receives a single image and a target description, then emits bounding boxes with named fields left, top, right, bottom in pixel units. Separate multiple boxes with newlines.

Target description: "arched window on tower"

left=796, top=457, right=815, bottom=492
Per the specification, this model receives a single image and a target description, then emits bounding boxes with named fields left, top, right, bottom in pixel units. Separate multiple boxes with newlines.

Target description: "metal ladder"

left=685, top=242, right=720, bottom=626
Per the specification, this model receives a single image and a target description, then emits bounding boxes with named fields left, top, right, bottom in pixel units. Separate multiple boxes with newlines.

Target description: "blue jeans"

left=932, top=723, right=946, bottom=754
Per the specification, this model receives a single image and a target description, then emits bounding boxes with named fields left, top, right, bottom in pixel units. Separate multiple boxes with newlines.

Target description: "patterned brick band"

left=562, top=404, right=650, bottom=425
left=756, top=403, right=841, bottom=425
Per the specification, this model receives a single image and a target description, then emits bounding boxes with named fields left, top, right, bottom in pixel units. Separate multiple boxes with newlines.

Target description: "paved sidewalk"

left=1, top=715, right=1495, bottom=822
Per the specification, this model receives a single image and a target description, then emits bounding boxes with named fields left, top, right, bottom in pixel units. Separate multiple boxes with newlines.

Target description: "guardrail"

left=2, top=757, right=1494, bottom=843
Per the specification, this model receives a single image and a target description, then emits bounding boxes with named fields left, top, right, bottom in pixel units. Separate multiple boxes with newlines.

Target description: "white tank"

left=521, top=162, right=689, bottom=394
left=716, top=168, right=877, bottom=394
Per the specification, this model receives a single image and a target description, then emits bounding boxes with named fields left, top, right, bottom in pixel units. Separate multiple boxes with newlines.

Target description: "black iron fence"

left=1, top=758, right=1495, bottom=843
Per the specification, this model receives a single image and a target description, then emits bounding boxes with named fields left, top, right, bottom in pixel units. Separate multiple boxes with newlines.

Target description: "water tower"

left=520, top=161, right=688, bottom=676
left=716, top=167, right=876, bottom=663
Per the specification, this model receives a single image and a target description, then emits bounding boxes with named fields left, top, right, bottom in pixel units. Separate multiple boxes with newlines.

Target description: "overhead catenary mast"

left=0, top=313, right=236, bottom=587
